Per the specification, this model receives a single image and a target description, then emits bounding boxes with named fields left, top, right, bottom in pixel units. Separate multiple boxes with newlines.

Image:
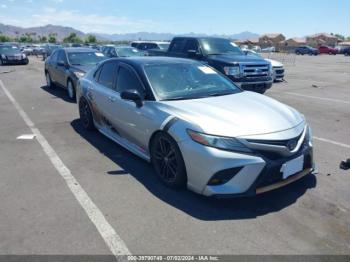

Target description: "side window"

left=116, top=66, right=144, bottom=95
left=94, top=66, right=102, bottom=81
left=50, top=50, right=58, bottom=62
left=57, top=50, right=67, bottom=64
left=184, top=39, right=199, bottom=53
left=170, top=39, right=186, bottom=53
left=145, top=43, right=157, bottom=50
left=98, top=62, right=117, bottom=89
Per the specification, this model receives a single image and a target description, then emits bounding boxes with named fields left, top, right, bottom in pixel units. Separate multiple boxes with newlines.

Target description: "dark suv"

left=295, top=46, right=319, bottom=55
left=44, top=48, right=106, bottom=100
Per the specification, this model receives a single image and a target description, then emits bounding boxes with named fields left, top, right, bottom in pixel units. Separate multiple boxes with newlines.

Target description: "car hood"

left=70, top=64, right=95, bottom=73
left=207, top=54, right=268, bottom=65
left=265, top=58, right=283, bottom=67
left=158, top=91, right=304, bottom=137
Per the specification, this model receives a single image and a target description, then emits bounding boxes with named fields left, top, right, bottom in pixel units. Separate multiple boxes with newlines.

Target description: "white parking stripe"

left=0, top=80, right=131, bottom=257
left=281, top=92, right=350, bottom=105
left=314, top=136, right=350, bottom=149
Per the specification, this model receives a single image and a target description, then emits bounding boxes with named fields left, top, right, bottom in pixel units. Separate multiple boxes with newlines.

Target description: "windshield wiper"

left=206, top=92, right=234, bottom=97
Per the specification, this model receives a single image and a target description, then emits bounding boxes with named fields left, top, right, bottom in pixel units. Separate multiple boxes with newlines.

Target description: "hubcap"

left=153, top=137, right=178, bottom=183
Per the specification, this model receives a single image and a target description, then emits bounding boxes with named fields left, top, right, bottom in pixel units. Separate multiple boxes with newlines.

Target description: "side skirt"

left=98, top=127, right=151, bottom=162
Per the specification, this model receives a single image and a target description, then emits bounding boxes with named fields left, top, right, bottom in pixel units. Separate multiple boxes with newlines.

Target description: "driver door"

left=106, top=63, right=154, bottom=152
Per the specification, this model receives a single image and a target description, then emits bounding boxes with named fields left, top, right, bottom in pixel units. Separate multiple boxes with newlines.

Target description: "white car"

left=244, top=49, right=284, bottom=81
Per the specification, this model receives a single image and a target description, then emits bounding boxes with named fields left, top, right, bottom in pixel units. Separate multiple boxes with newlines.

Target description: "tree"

left=48, top=33, right=57, bottom=43
left=63, top=32, right=83, bottom=44
left=85, top=34, right=97, bottom=44
left=0, top=34, right=11, bottom=42
left=334, top=34, right=345, bottom=41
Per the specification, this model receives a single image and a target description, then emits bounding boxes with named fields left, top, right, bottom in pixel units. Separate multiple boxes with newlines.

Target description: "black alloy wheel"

left=151, top=133, right=187, bottom=188
left=79, top=98, right=95, bottom=131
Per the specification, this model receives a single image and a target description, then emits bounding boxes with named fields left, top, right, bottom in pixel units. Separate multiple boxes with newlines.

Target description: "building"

left=306, top=33, right=339, bottom=47
left=259, top=33, right=286, bottom=48
left=279, top=37, right=307, bottom=52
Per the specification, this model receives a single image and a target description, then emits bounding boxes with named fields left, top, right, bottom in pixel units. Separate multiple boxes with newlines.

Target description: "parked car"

left=318, top=45, right=337, bottom=55
left=261, top=46, right=276, bottom=53
left=44, top=48, right=106, bottom=100
left=295, top=46, right=319, bottom=55
left=0, top=45, right=29, bottom=65
left=77, top=57, right=314, bottom=197
left=148, top=37, right=273, bottom=93
left=21, top=45, right=34, bottom=56
left=131, top=41, right=170, bottom=51
left=343, top=47, right=350, bottom=56
left=32, top=44, right=45, bottom=56
left=245, top=50, right=284, bottom=81
left=42, top=44, right=62, bottom=60
left=102, top=45, right=145, bottom=58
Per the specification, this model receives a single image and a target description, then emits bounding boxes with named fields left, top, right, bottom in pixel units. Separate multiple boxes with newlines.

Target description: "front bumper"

left=1, top=58, right=28, bottom=65
left=273, top=68, right=285, bottom=80
left=178, top=132, right=314, bottom=197
left=230, top=76, right=273, bottom=92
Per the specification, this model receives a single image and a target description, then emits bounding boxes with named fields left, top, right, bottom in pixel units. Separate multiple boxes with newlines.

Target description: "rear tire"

left=79, top=98, right=95, bottom=131
left=150, top=132, right=187, bottom=188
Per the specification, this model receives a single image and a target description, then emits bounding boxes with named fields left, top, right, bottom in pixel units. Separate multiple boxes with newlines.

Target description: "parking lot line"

left=0, top=80, right=131, bottom=257
left=314, top=136, right=350, bottom=149
left=283, top=92, right=350, bottom=105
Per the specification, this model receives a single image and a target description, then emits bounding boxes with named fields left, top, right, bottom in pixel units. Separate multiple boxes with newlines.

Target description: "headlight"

left=1, top=54, right=6, bottom=59
left=223, top=66, right=240, bottom=77
left=22, top=53, right=26, bottom=59
left=187, top=129, right=252, bottom=153
left=74, top=71, right=85, bottom=78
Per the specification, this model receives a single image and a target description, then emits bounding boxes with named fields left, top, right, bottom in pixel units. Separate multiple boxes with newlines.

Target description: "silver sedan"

left=76, top=57, right=314, bottom=197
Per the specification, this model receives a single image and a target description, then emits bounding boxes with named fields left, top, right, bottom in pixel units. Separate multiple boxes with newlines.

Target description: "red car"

left=318, top=45, right=337, bottom=55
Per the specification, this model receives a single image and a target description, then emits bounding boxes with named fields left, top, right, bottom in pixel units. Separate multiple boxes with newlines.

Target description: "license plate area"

left=281, top=155, right=304, bottom=180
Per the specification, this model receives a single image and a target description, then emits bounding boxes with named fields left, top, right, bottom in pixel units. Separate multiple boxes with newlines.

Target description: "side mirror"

left=120, top=89, right=143, bottom=107
left=57, top=60, right=67, bottom=67
left=187, top=50, right=201, bottom=58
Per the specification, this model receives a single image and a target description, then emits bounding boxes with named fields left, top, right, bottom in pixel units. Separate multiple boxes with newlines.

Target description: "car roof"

left=109, top=56, right=199, bottom=66
left=63, top=47, right=98, bottom=53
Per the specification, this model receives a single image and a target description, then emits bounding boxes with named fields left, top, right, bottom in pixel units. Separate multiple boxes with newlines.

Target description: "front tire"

left=67, top=80, right=76, bottom=101
left=45, top=71, right=53, bottom=88
left=150, top=132, right=187, bottom=188
left=79, top=98, right=95, bottom=131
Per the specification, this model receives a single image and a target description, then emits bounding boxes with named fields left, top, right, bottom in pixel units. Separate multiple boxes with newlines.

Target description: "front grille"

left=275, top=69, right=284, bottom=74
left=241, top=64, right=269, bottom=78
left=7, top=55, right=22, bottom=60
left=256, top=151, right=313, bottom=188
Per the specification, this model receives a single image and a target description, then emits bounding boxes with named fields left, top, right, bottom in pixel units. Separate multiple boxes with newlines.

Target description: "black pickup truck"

left=148, top=37, right=273, bottom=93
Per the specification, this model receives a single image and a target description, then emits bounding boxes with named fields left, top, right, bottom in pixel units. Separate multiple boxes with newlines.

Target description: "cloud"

left=0, top=7, right=159, bottom=34
left=1, top=4, right=7, bottom=8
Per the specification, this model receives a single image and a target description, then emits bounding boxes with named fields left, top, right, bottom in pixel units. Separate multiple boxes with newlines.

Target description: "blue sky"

left=0, top=0, right=349, bottom=37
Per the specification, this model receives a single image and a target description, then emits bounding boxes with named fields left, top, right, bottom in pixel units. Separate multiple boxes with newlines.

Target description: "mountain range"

left=0, top=23, right=260, bottom=41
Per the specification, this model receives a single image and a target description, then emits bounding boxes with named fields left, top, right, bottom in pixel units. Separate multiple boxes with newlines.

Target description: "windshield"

left=144, top=63, right=241, bottom=101
left=116, top=47, right=144, bottom=57
left=246, top=50, right=262, bottom=58
left=67, top=52, right=105, bottom=65
left=158, top=43, right=170, bottom=50
left=0, top=46, right=21, bottom=54
left=200, top=38, right=244, bottom=56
